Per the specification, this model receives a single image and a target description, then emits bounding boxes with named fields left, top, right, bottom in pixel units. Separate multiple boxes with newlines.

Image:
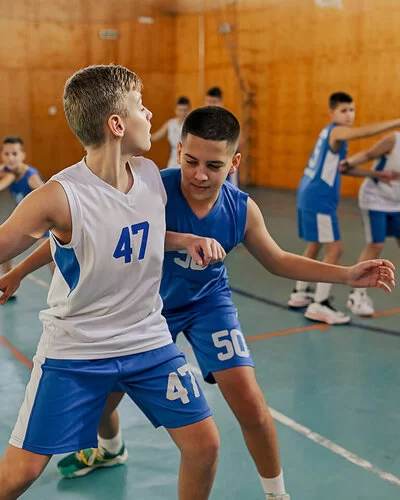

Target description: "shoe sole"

left=288, top=299, right=313, bottom=308
left=304, top=311, right=351, bottom=325
left=59, top=448, right=129, bottom=479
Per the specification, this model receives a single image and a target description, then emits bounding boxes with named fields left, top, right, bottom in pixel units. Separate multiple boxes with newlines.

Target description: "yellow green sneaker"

left=57, top=443, right=128, bottom=478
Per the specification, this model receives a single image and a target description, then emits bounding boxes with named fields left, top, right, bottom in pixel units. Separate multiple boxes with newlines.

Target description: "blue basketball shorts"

left=9, top=343, right=211, bottom=455
left=297, top=208, right=340, bottom=243
left=361, top=209, right=400, bottom=243
left=163, top=301, right=254, bottom=384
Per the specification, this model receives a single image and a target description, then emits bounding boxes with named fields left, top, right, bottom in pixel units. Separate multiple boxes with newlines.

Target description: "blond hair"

left=63, top=64, right=142, bottom=147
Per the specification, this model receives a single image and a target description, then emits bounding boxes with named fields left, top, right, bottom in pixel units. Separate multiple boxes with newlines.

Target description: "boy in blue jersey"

left=0, top=136, right=52, bottom=279
left=289, top=92, right=400, bottom=324
left=0, top=107, right=396, bottom=500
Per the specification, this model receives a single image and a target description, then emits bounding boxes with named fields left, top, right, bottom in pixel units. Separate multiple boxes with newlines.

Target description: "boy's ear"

left=177, top=141, right=183, bottom=165
left=107, top=114, right=125, bottom=138
left=229, top=153, right=241, bottom=174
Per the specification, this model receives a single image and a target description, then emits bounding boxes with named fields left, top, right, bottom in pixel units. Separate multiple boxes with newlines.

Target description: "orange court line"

left=370, top=307, right=400, bottom=318
left=0, top=335, right=33, bottom=370
left=247, top=323, right=329, bottom=342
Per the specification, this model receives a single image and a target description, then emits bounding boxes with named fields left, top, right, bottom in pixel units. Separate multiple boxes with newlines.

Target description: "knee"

left=235, top=394, right=268, bottom=430
left=0, top=457, right=43, bottom=495
left=181, top=428, right=220, bottom=467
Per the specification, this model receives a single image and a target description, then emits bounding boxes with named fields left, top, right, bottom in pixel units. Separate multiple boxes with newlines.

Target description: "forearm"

left=11, top=239, right=52, bottom=278
left=352, top=119, right=400, bottom=140
left=265, top=251, right=349, bottom=284
left=165, top=231, right=195, bottom=251
left=343, top=168, right=374, bottom=178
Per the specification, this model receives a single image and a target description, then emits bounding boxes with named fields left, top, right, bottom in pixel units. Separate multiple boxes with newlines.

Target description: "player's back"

left=160, top=168, right=248, bottom=311
left=297, top=123, right=347, bottom=213
left=359, top=131, right=400, bottom=211
left=38, top=157, right=171, bottom=359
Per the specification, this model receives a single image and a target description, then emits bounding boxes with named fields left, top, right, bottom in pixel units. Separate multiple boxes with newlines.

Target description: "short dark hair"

left=176, top=96, right=190, bottom=106
left=329, top=92, right=353, bottom=110
left=2, top=136, right=24, bottom=149
left=182, top=106, right=240, bottom=152
left=206, top=86, right=223, bottom=99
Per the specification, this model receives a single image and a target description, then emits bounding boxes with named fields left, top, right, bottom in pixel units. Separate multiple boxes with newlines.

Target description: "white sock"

left=295, top=281, right=309, bottom=292
left=314, top=282, right=332, bottom=303
left=98, top=428, right=123, bottom=454
left=259, top=470, right=286, bottom=495
left=353, top=287, right=367, bottom=295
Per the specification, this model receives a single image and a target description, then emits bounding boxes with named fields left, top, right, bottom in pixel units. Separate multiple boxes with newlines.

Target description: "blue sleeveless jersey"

left=297, top=124, right=348, bottom=213
left=5, top=166, right=41, bottom=204
left=160, top=168, right=248, bottom=311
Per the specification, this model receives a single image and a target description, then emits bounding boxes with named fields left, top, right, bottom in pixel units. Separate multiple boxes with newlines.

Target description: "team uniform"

left=358, top=132, right=400, bottom=243
left=160, top=168, right=254, bottom=384
left=166, top=118, right=183, bottom=169
left=9, top=158, right=211, bottom=455
left=4, top=166, right=42, bottom=204
left=296, top=123, right=348, bottom=242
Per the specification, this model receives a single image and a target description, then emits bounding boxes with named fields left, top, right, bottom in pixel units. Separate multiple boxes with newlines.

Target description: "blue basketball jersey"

left=4, top=166, right=41, bottom=204
left=160, top=168, right=248, bottom=311
left=297, top=124, right=348, bottom=213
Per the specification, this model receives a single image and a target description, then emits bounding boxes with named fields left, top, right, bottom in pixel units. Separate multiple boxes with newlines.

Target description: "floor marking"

left=371, top=307, right=400, bottom=318
left=27, top=274, right=50, bottom=289
left=0, top=335, right=33, bottom=369
left=270, top=407, right=400, bottom=487
left=247, top=324, right=328, bottom=342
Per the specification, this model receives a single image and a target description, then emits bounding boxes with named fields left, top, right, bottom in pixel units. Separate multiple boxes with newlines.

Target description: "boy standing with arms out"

left=289, top=92, right=400, bottom=324
left=2, top=107, right=395, bottom=500
left=0, top=65, right=220, bottom=500
left=340, top=133, right=400, bottom=315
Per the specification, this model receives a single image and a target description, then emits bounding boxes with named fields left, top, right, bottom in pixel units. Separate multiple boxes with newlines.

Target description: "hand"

left=347, top=259, right=395, bottom=292
left=186, top=236, right=226, bottom=268
left=339, top=159, right=353, bottom=173
left=0, top=269, right=23, bottom=304
left=375, top=170, right=400, bottom=184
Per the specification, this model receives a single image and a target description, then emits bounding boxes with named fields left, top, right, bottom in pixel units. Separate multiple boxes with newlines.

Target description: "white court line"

left=27, top=274, right=50, bottom=289
left=26, top=275, right=400, bottom=487
left=270, top=408, right=400, bottom=487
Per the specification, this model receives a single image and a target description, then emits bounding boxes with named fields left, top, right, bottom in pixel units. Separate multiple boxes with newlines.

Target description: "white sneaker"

left=305, top=299, right=351, bottom=325
left=346, top=290, right=375, bottom=316
left=266, top=495, right=290, bottom=500
left=288, top=287, right=314, bottom=308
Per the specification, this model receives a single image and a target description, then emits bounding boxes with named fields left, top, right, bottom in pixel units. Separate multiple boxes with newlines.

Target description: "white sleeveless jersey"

left=38, top=157, right=172, bottom=360
left=166, top=118, right=182, bottom=169
left=359, top=132, right=400, bottom=212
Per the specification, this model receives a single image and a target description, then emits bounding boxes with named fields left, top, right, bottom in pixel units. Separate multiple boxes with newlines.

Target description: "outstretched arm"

left=243, top=198, right=395, bottom=291
left=330, top=119, right=400, bottom=144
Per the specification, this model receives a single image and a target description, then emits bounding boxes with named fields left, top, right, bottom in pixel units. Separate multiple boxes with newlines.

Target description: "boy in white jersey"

left=0, top=64, right=221, bottom=500
left=0, top=107, right=396, bottom=500
left=290, top=92, right=400, bottom=324
left=339, top=133, right=400, bottom=315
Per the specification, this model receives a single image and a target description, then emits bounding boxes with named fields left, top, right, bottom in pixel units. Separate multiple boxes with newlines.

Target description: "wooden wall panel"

left=174, top=0, right=400, bottom=197
left=0, top=3, right=176, bottom=177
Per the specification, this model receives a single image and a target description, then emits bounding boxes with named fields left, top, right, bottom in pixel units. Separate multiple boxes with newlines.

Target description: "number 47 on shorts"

left=166, top=363, right=201, bottom=404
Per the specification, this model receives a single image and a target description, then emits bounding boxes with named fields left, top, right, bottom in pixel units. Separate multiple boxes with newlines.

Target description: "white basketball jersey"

left=359, top=132, right=400, bottom=212
left=166, top=118, right=182, bottom=169
left=38, top=157, right=172, bottom=360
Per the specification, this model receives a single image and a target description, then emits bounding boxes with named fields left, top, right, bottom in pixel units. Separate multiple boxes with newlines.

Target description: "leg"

left=213, top=367, right=281, bottom=480
left=57, top=391, right=127, bottom=478
left=167, top=417, right=219, bottom=500
left=0, top=445, right=51, bottom=499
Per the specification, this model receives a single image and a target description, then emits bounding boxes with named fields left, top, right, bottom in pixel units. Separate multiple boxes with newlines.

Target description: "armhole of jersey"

left=152, top=159, right=168, bottom=206
left=50, top=178, right=83, bottom=249
left=327, top=124, right=338, bottom=155
left=236, top=191, right=249, bottom=244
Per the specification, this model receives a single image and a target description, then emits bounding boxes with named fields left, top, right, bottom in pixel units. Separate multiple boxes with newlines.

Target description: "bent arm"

left=343, top=133, right=396, bottom=169
left=243, top=198, right=349, bottom=284
left=0, top=181, right=70, bottom=263
left=10, top=239, right=53, bottom=280
left=151, top=122, right=169, bottom=142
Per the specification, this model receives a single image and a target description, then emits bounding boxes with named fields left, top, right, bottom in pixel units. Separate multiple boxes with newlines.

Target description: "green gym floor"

left=1, top=188, right=399, bottom=500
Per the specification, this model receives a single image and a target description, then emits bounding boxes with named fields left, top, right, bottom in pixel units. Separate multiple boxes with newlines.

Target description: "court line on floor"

left=270, top=407, right=400, bottom=487
left=27, top=274, right=50, bottom=289
left=231, top=286, right=400, bottom=337
left=0, top=335, right=33, bottom=369
left=247, top=324, right=328, bottom=342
